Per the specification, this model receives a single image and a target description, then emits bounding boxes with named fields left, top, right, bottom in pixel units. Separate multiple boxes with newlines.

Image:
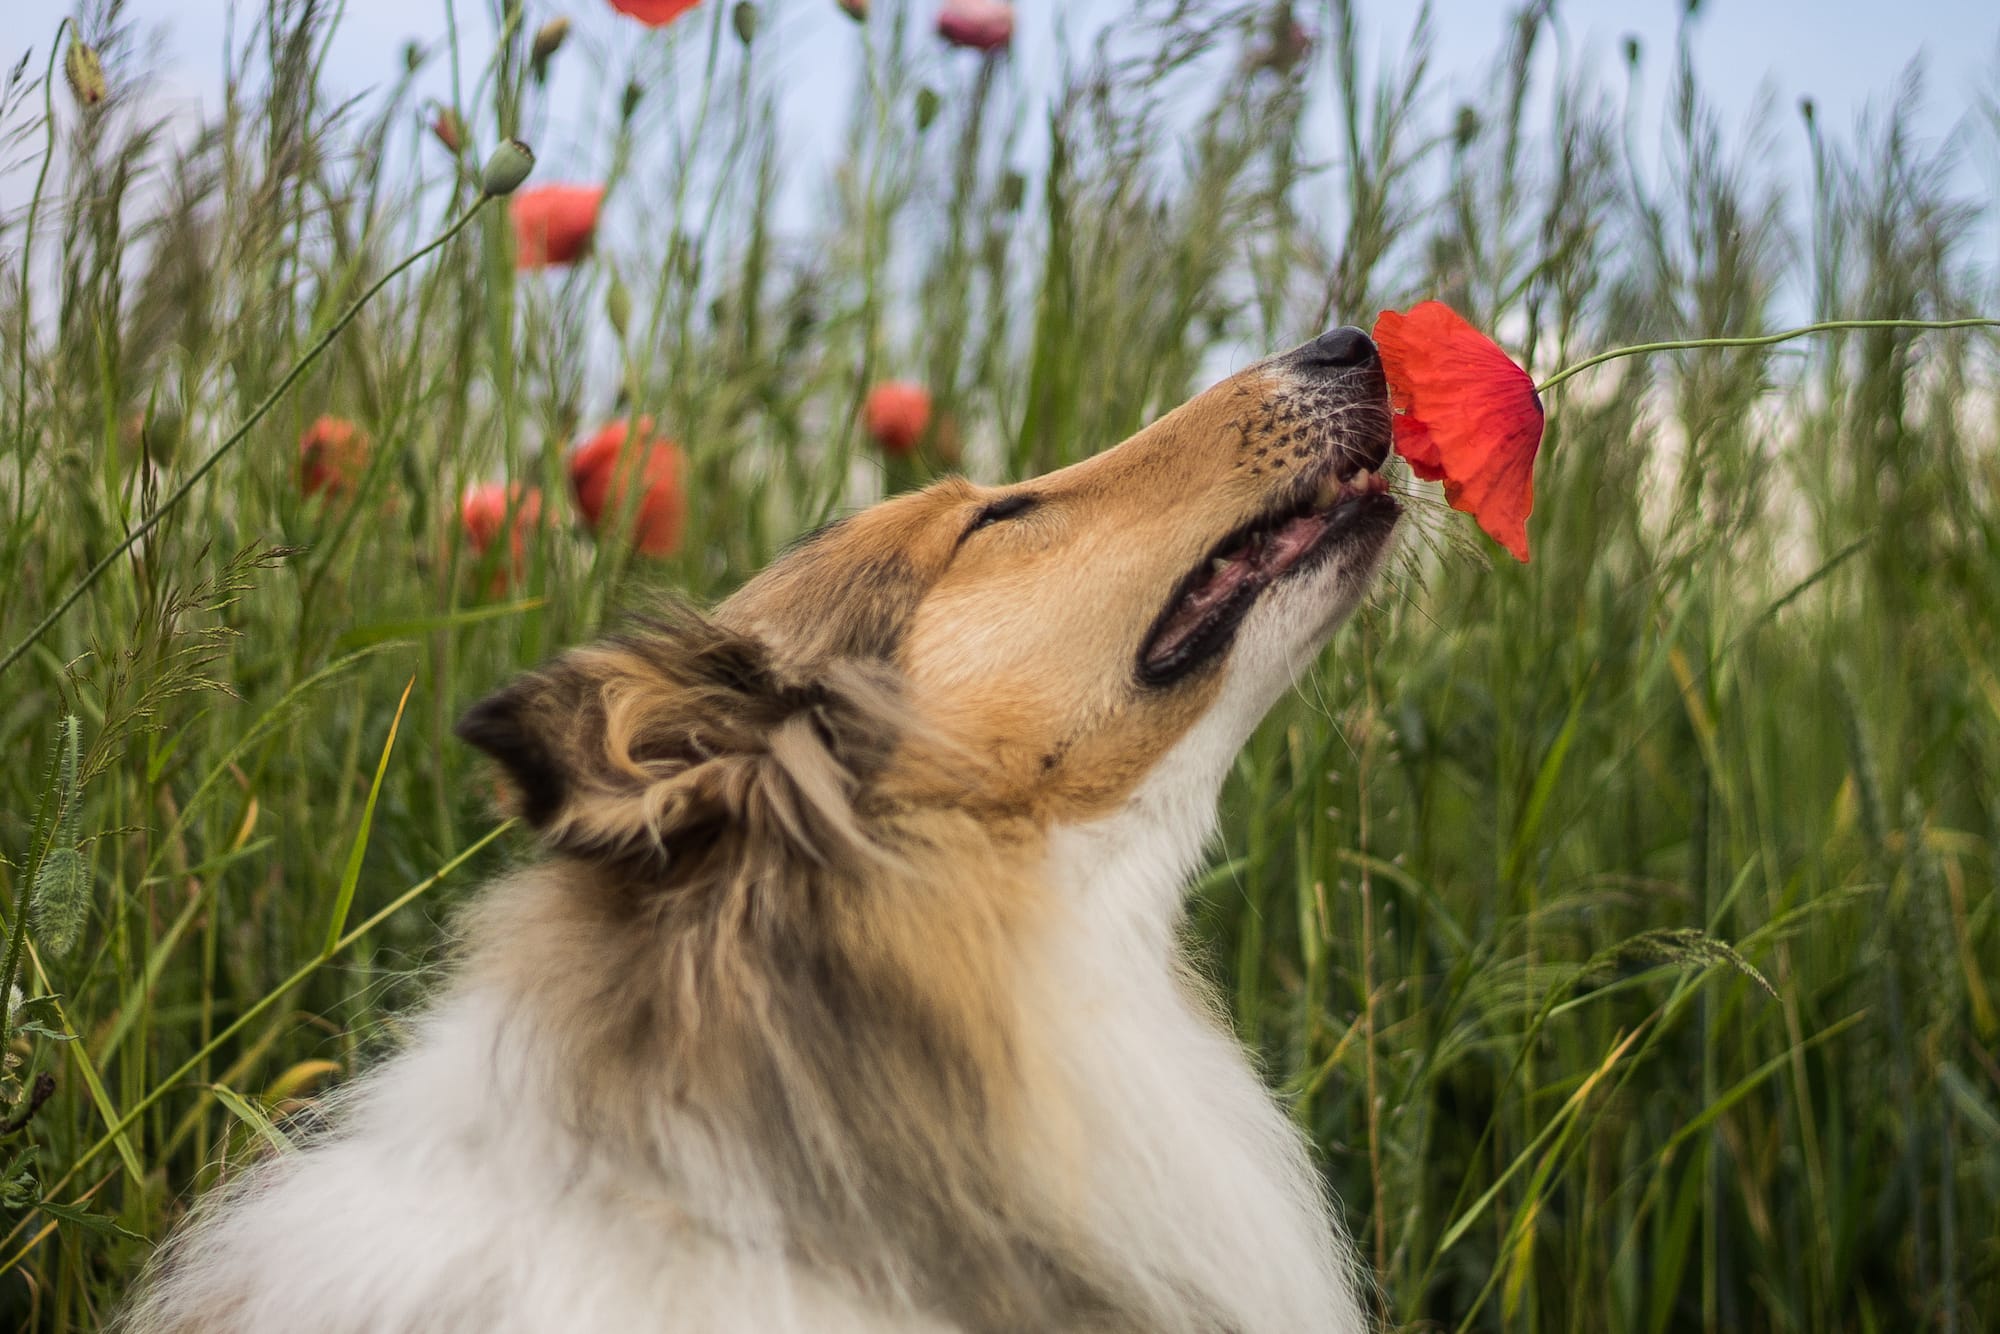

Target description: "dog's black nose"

left=1296, top=326, right=1378, bottom=370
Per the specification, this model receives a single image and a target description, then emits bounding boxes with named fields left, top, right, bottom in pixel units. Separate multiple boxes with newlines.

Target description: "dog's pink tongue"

left=1151, top=559, right=1252, bottom=662
left=1262, top=512, right=1327, bottom=572
left=1151, top=511, right=1332, bottom=662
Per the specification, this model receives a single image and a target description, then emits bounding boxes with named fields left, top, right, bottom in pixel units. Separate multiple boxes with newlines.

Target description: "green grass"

left=2, top=1, right=1996, bottom=1329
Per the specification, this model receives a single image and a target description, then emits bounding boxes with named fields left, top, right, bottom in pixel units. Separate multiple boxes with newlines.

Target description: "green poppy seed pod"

left=1621, top=35, right=1640, bottom=67
left=733, top=2, right=759, bottom=45
left=481, top=138, right=536, bottom=196
left=838, top=0, right=868, bottom=19
left=531, top=17, right=570, bottom=81
left=621, top=80, right=645, bottom=123
left=64, top=35, right=107, bottom=109
left=914, top=87, right=941, bottom=132
left=404, top=40, right=426, bottom=72
left=606, top=276, right=633, bottom=338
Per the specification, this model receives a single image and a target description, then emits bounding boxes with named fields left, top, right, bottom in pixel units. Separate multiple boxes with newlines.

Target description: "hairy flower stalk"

left=1534, top=318, right=2000, bottom=395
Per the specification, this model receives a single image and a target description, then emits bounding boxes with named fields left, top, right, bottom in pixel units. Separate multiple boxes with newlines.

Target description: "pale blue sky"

left=4, top=1, right=1996, bottom=300
left=13, top=1, right=1996, bottom=181
left=58, top=3, right=1999, bottom=126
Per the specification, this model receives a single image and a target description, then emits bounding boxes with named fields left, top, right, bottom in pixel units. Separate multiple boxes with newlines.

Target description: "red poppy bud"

left=937, top=0, right=1013, bottom=51
left=531, top=17, right=572, bottom=71
left=863, top=381, right=932, bottom=457
left=511, top=184, right=603, bottom=268
left=568, top=418, right=686, bottom=557
left=298, top=416, right=369, bottom=499
left=430, top=107, right=465, bottom=154
left=609, top=0, right=702, bottom=25
left=1373, top=301, right=1544, bottom=562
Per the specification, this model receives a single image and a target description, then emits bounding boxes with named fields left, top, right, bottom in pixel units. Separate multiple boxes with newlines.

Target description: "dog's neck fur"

left=1033, top=666, right=1368, bottom=1334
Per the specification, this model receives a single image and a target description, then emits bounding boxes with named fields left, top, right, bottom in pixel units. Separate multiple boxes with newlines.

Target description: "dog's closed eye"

left=959, top=494, right=1037, bottom=545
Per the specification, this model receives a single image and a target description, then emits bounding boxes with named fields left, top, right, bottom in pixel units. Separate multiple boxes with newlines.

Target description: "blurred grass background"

left=2, top=0, right=1997, bottom=1329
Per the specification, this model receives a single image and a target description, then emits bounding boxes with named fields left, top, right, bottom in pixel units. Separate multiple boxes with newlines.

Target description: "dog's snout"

left=1296, top=326, right=1379, bottom=371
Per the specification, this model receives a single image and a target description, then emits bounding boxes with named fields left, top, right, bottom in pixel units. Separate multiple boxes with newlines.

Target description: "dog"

left=118, top=326, right=1398, bottom=1333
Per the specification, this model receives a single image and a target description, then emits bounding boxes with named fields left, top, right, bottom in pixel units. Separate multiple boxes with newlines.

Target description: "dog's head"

left=458, top=328, right=1398, bottom=875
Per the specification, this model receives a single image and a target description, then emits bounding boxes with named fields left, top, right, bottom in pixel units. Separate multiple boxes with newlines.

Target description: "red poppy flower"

left=863, top=381, right=933, bottom=457
left=937, top=0, right=1013, bottom=51
left=1373, top=301, right=1544, bottom=562
left=511, top=185, right=605, bottom=269
left=568, top=418, right=686, bottom=557
left=459, top=482, right=543, bottom=592
left=609, top=0, right=701, bottom=25
left=298, top=415, right=368, bottom=498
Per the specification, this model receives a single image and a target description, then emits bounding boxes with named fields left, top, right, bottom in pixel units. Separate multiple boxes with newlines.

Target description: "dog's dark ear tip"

left=456, top=684, right=565, bottom=827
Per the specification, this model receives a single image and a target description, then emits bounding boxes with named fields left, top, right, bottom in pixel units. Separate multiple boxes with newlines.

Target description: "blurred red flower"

left=609, top=0, right=701, bottom=24
left=1373, top=301, right=1543, bottom=562
left=863, top=381, right=932, bottom=457
left=459, top=482, right=543, bottom=591
left=511, top=185, right=605, bottom=269
left=937, top=0, right=1013, bottom=51
left=298, top=415, right=368, bottom=498
left=569, top=418, right=686, bottom=556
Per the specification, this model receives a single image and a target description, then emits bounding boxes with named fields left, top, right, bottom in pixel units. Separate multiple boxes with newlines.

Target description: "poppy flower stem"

left=1534, top=316, right=2000, bottom=395
left=0, top=197, right=493, bottom=683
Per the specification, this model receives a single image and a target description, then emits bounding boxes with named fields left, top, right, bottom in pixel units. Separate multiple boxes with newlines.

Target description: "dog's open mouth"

left=1137, top=471, right=1400, bottom=686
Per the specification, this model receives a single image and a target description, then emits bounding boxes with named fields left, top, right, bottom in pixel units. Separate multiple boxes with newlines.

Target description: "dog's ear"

left=456, top=613, right=905, bottom=873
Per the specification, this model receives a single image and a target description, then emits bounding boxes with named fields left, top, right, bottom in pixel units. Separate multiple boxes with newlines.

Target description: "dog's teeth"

left=1209, top=556, right=1233, bottom=576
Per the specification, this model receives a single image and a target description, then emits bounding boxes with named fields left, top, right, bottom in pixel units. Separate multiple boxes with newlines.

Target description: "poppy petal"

left=510, top=185, right=605, bottom=269
left=1374, top=301, right=1544, bottom=562
left=609, top=0, right=702, bottom=25
left=936, top=0, right=1014, bottom=50
left=863, top=381, right=933, bottom=457
left=569, top=418, right=686, bottom=557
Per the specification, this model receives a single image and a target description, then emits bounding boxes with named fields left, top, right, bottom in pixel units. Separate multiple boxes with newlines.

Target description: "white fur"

left=120, top=986, right=956, bottom=1334
left=120, top=543, right=1387, bottom=1334
left=1032, top=541, right=1384, bottom=1334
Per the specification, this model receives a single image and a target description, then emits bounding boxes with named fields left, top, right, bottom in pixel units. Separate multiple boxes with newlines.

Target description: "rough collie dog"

left=120, top=327, right=1398, bottom=1333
